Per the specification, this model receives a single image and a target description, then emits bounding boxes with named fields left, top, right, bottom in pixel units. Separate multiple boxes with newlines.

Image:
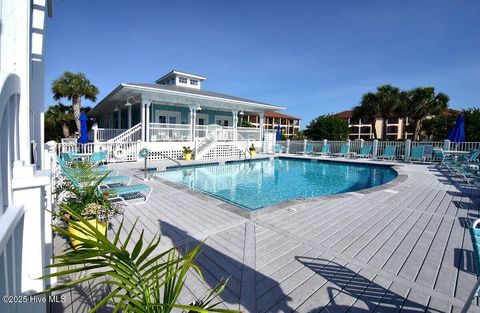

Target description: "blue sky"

left=45, top=0, right=480, bottom=125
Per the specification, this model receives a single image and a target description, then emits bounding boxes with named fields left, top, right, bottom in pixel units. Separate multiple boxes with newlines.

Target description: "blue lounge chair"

left=274, top=144, right=285, bottom=154
left=63, top=166, right=151, bottom=205
left=410, top=146, right=425, bottom=162
left=377, top=146, right=396, bottom=160
left=461, top=219, right=480, bottom=313
left=90, top=150, right=107, bottom=164
left=357, top=145, right=373, bottom=158
left=296, top=143, right=314, bottom=155
left=331, top=144, right=350, bottom=157
left=314, top=144, right=330, bottom=156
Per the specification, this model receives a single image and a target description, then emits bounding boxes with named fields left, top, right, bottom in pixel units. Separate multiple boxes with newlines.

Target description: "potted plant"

left=59, top=174, right=124, bottom=249
left=249, top=144, right=256, bottom=157
left=183, top=146, right=193, bottom=161
left=40, top=210, right=238, bottom=312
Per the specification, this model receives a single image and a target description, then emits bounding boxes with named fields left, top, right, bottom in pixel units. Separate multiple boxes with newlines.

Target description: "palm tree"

left=44, top=103, right=74, bottom=139
left=352, top=92, right=379, bottom=139
left=375, top=85, right=403, bottom=139
left=400, top=87, right=449, bottom=140
left=51, top=72, right=99, bottom=133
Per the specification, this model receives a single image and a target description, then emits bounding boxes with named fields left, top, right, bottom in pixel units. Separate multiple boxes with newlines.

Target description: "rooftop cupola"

left=155, top=70, right=206, bottom=90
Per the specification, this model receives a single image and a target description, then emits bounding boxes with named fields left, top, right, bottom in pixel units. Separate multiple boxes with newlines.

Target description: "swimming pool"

left=154, top=158, right=397, bottom=211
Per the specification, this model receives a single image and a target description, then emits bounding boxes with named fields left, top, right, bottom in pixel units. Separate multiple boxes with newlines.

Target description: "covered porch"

left=88, top=83, right=284, bottom=144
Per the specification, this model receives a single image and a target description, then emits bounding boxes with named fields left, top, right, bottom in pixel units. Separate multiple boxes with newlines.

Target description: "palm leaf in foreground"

left=39, top=209, right=239, bottom=313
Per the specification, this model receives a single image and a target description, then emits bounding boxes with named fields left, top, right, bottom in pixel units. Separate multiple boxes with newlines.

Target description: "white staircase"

left=107, top=123, right=141, bottom=143
left=195, top=126, right=251, bottom=160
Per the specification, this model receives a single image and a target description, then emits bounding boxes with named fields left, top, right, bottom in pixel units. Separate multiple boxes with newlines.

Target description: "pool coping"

left=152, top=157, right=408, bottom=220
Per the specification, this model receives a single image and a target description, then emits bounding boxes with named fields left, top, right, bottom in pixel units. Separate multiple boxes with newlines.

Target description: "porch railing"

left=57, top=141, right=139, bottom=163
left=97, top=128, right=126, bottom=142
left=149, top=123, right=190, bottom=142
left=237, top=127, right=261, bottom=140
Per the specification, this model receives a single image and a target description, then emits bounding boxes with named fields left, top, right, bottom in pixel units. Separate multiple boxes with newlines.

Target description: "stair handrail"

left=107, top=123, right=142, bottom=143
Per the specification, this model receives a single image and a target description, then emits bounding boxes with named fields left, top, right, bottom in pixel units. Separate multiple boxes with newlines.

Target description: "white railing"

left=108, top=123, right=141, bottom=143
left=97, top=128, right=126, bottom=142
left=57, top=141, right=139, bottom=163
left=450, top=142, right=480, bottom=152
left=237, top=127, right=261, bottom=141
left=195, top=125, right=208, bottom=139
left=377, top=140, right=406, bottom=159
left=0, top=205, right=25, bottom=313
left=149, top=123, right=190, bottom=142
left=216, top=126, right=234, bottom=141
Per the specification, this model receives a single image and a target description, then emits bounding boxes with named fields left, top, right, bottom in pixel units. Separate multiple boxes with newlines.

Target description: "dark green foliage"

left=463, top=108, right=480, bottom=141
left=421, top=114, right=457, bottom=140
left=44, top=104, right=91, bottom=142
left=239, top=120, right=255, bottom=127
left=304, top=115, right=349, bottom=140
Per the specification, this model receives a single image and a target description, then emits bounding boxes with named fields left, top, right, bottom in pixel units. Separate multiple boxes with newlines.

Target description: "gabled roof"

left=155, top=70, right=206, bottom=84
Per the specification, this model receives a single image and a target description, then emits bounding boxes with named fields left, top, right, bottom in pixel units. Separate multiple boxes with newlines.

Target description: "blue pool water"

left=154, top=158, right=397, bottom=211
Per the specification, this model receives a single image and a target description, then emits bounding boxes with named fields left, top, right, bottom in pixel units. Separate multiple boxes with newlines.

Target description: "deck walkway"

left=51, top=157, right=480, bottom=313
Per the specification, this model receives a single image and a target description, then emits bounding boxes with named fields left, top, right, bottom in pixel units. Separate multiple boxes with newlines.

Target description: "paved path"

left=51, top=158, right=480, bottom=313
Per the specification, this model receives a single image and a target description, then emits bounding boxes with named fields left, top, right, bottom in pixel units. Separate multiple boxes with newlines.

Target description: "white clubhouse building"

left=88, top=70, right=286, bottom=160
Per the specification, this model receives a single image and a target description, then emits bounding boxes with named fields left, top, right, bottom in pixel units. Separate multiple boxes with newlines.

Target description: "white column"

left=232, top=110, right=238, bottom=142
left=145, top=100, right=151, bottom=142
left=140, top=101, right=146, bottom=142
left=259, top=112, right=265, bottom=141
left=192, top=108, right=197, bottom=142
left=127, top=104, right=132, bottom=128
left=117, top=108, right=121, bottom=129
left=188, top=105, right=195, bottom=142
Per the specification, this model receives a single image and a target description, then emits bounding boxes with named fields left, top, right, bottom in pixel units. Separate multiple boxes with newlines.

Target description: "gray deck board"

left=50, top=161, right=480, bottom=312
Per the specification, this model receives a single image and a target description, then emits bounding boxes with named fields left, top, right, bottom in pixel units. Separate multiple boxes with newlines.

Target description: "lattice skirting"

left=147, top=150, right=183, bottom=161
left=202, top=144, right=245, bottom=160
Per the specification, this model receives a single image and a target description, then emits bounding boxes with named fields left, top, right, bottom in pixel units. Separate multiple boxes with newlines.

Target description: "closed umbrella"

left=276, top=126, right=282, bottom=141
left=78, top=112, right=89, bottom=144
left=447, top=114, right=465, bottom=143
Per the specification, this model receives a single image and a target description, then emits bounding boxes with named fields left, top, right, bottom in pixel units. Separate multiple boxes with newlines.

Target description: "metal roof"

left=89, top=83, right=285, bottom=116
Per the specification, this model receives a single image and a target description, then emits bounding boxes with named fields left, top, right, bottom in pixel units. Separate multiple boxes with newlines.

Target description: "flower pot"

left=183, top=152, right=192, bottom=161
left=249, top=150, right=256, bottom=157
left=68, top=219, right=106, bottom=249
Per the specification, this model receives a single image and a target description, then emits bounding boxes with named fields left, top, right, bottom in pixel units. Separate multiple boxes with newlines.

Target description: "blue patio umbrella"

left=447, top=114, right=465, bottom=143
left=276, top=126, right=282, bottom=141
left=78, top=112, right=89, bottom=144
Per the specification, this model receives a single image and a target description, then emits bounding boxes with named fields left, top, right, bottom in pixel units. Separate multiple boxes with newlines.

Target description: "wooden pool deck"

left=51, top=156, right=480, bottom=313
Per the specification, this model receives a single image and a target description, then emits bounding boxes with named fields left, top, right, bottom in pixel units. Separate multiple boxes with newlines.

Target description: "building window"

left=360, top=126, right=371, bottom=134
left=361, top=118, right=371, bottom=124
left=190, top=79, right=198, bottom=86
left=350, top=118, right=360, bottom=124
left=179, top=77, right=187, bottom=84
left=387, top=116, right=398, bottom=124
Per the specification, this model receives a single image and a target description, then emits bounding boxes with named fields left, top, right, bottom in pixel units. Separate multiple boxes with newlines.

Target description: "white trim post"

left=140, top=102, right=146, bottom=142
left=286, top=139, right=290, bottom=154
left=303, top=139, right=308, bottom=154
left=259, top=112, right=265, bottom=141
left=117, top=107, right=121, bottom=129
left=405, top=139, right=412, bottom=162
left=444, top=139, right=451, bottom=151
left=145, top=100, right=151, bottom=142
left=192, top=108, right=197, bottom=142
left=372, top=139, right=379, bottom=160
left=92, top=123, right=98, bottom=143
left=232, top=110, right=238, bottom=142
left=127, top=104, right=132, bottom=128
